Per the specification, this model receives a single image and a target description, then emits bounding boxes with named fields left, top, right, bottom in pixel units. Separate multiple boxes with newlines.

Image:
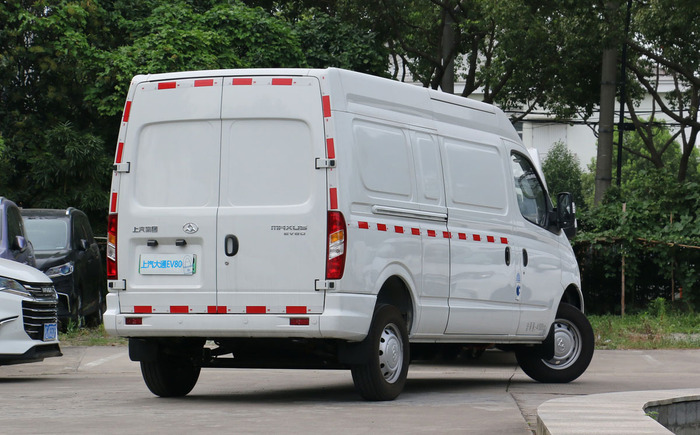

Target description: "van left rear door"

left=117, top=77, right=222, bottom=314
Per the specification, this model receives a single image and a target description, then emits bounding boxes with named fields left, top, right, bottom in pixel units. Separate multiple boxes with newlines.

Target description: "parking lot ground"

left=1, top=347, right=699, bottom=434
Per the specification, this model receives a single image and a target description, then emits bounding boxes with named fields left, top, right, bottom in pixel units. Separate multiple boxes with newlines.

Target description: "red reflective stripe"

left=232, top=78, right=253, bottom=85
left=329, top=187, right=338, bottom=209
left=286, top=306, right=307, bottom=314
left=122, top=101, right=132, bottom=122
left=246, top=306, right=266, bottom=314
left=110, top=192, right=118, bottom=213
left=443, top=232, right=452, bottom=239
left=359, top=221, right=369, bottom=229
left=501, top=237, right=509, bottom=244
left=170, top=305, right=189, bottom=313
left=134, top=306, right=152, bottom=314
left=411, top=228, right=420, bottom=236
left=473, top=234, right=481, bottom=241
left=326, top=138, right=335, bottom=159
left=194, top=79, right=214, bottom=87
left=116, top=142, right=124, bottom=164
left=427, top=230, right=437, bottom=237
left=322, top=95, right=331, bottom=117
left=459, top=233, right=467, bottom=240
left=487, top=236, right=495, bottom=243
left=157, top=81, right=177, bottom=90
left=395, top=226, right=404, bottom=234
left=207, top=306, right=227, bottom=314
left=272, top=78, right=293, bottom=86
left=377, top=223, right=387, bottom=232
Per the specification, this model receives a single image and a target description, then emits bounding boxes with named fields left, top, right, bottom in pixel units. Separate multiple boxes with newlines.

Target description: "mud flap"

left=129, top=338, right=158, bottom=362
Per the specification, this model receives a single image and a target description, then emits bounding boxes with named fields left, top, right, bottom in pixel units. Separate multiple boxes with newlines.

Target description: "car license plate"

left=43, top=323, right=57, bottom=341
left=139, top=254, right=196, bottom=275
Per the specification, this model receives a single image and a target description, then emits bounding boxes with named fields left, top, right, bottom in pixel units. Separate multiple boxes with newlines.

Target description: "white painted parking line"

left=82, top=352, right=125, bottom=369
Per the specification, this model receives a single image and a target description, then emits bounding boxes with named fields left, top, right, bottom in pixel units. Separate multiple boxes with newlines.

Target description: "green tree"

left=625, top=0, right=700, bottom=182
left=542, top=142, right=585, bottom=211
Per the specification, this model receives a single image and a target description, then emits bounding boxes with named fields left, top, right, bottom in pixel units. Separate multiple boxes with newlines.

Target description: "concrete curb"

left=536, top=389, right=700, bottom=435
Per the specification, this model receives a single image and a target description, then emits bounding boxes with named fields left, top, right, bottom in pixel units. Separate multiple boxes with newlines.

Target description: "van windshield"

left=24, top=219, right=69, bottom=251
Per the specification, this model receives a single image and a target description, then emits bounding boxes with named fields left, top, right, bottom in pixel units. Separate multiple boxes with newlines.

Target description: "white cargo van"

left=105, top=68, right=592, bottom=400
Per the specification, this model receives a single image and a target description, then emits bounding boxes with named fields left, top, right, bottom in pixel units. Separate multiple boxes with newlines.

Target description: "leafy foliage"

left=542, top=141, right=585, bottom=211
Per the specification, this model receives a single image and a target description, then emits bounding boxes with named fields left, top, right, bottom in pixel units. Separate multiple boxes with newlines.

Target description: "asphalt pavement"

left=1, top=346, right=699, bottom=434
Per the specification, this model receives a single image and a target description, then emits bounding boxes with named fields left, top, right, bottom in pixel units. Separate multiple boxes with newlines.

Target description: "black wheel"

left=516, top=303, right=594, bottom=383
left=351, top=304, right=410, bottom=401
left=140, top=356, right=201, bottom=397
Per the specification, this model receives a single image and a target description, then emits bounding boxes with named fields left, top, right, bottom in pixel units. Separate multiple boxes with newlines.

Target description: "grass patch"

left=59, top=324, right=127, bottom=347
left=590, top=299, right=700, bottom=350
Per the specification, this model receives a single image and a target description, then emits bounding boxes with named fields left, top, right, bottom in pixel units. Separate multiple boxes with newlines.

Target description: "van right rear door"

left=216, top=76, right=328, bottom=315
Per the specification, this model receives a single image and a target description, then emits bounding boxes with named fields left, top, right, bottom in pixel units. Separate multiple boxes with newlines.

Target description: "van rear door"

left=216, top=76, right=328, bottom=314
left=117, top=77, right=223, bottom=313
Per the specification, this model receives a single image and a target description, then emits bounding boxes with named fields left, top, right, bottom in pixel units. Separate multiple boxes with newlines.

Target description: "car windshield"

left=24, top=218, right=69, bottom=250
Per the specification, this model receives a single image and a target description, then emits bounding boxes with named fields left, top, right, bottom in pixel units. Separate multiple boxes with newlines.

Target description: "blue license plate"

left=43, top=323, right=57, bottom=341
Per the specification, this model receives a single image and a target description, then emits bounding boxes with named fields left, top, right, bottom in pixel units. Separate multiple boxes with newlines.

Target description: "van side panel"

left=333, top=101, right=450, bottom=336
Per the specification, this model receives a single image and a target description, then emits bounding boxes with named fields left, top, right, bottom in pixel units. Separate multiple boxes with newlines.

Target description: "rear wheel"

left=516, top=303, right=594, bottom=383
left=140, top=356, right=201, bottom=397
left=351, top=304, right=409, bottom=401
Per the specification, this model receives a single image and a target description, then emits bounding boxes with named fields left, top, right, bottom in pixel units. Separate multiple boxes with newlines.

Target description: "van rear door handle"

left=225, top=235, right=239, bottom=257
left=505, top=247, right=511, bottom=266
left=522, top=249, right=529, bottom=267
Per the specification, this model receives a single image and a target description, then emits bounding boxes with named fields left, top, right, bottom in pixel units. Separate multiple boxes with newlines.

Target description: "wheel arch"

left=375, top=275, right=415, bottom=335
left=559, top=284, right=585, bottom=313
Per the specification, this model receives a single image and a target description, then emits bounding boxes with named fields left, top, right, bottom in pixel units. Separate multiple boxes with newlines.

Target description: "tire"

left=140, top=356, right=201, bottom=397
left=516, top=303, right=594, bottom=383
left=351, top=304, right=410, bottom=401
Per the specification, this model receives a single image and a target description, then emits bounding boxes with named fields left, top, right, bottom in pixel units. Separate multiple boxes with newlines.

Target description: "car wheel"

left=350, top=304, right=410, bottom=401
left=140, top=356, right=201, bottom=397
left=515, top=303, right=594, bottom=383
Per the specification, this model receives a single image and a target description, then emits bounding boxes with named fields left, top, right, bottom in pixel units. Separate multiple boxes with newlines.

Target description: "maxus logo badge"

left=183, top=223, right=199, bottom=234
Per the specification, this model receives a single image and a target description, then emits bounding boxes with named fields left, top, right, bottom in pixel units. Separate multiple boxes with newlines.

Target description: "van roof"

left=130, top=68, right=521, bottom=144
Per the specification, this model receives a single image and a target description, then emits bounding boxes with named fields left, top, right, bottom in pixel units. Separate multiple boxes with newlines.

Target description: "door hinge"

left=315, top=279, right=336, bottom=291
left=315, top=158, right=336, bottom=169
left=108, top=279, right=126, bottom=290
left=113, top=162, right=131, bottom=173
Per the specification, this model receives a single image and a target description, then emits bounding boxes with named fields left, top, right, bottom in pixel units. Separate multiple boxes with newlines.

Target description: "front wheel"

left=516, top=303, right=594, bottom=383
left=140, top=356, right=201, bottom=397
left=351, top=304, right=410, bottom=401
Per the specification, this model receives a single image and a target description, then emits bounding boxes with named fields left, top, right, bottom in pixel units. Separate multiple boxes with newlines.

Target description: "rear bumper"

left=104, top=292, right=376, bottom=341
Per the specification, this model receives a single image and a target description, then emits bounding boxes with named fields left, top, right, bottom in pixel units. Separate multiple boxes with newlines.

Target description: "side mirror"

left=556, top=192, right=577, bottom=239
left=79, top=239, right=90, bottom=251
left=12, top=235, right=27, bottom=252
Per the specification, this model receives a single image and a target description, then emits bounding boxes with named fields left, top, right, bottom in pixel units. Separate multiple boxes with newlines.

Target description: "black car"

left=22, top=208, right=104, bottom=329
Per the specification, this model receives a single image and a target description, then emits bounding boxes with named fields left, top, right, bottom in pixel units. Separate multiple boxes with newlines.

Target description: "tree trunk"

left=440, top=8, right=455, bottom=94
left=595, top=47, right=618, bottom=205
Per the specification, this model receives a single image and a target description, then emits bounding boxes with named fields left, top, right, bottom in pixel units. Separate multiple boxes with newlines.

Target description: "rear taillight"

left=107, top=214, right=118, bottom=280
left=326, top=211, right=347, bottom=280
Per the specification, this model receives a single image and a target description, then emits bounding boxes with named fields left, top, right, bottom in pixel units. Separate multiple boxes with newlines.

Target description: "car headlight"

left=45, top=261, right=74, bottom=278
left=0, top=277, right=32, bottom=298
